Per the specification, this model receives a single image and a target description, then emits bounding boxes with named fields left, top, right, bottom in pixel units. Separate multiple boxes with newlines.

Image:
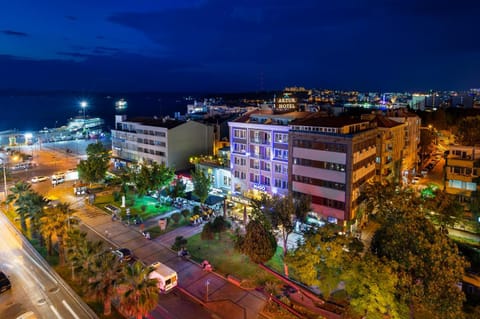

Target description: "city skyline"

left=1, top=0, right=480, bottom=92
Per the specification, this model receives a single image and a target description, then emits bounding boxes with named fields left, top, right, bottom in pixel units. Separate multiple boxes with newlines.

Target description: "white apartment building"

left=228, top=110, right=310, bottom=198
left=111, top=115, right=214, bottom=170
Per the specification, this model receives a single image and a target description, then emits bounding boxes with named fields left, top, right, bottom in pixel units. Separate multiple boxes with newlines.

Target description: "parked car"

left=31, top=176, right=49, bottom=183
left=0, top=271, right=11, bottom=294
left=112, top=248, right=133, bottom=262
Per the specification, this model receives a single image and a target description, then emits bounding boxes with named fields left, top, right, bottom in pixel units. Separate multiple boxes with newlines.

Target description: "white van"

left=51, top=173, right=65, bottom=186
left=148, top=262, right=178, bottom=293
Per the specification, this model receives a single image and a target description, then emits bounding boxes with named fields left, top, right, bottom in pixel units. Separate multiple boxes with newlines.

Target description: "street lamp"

left=80, top=101, right=88, bottom=120
left=0, top=159, right=7, bottom=200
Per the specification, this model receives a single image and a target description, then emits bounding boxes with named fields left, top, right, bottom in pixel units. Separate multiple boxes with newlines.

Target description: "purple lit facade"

left=229, top=111, right=310, bottom=198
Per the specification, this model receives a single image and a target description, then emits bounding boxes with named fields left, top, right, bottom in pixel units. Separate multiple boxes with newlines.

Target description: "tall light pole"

left=0, top=159, right=7, bottom=200
left=80, top=101, right=88, bottom=120
left=80, top=101, right=88, bottom=139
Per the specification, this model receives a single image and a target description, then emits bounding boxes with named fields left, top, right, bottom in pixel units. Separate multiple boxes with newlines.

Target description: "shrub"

left=171, top=236, right=187, bottom=251
left=141, top=205, right=147, bottom=212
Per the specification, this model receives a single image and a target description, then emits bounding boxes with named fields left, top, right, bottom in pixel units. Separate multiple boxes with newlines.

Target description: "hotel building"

left=228, top=110, right=311, bottom=198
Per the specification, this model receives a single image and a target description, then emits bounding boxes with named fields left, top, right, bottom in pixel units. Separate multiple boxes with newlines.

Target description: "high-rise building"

left=288, top=115, right=377, bottom=227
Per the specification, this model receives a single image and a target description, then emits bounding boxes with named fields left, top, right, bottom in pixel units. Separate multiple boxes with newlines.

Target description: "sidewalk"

left=71, top=198, right=267, bottom=319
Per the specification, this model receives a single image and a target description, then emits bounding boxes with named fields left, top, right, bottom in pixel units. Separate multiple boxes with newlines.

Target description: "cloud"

left=2, top=30, right=29, bottom=37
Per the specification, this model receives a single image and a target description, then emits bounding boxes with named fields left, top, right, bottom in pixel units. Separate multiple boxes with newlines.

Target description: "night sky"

left=1, top=0, right=479, bottom=92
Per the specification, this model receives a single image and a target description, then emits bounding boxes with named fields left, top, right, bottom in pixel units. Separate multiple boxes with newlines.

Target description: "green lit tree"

left=77, top=142, right=110, bottom=185
left=191, top=169, right=211, bottom=204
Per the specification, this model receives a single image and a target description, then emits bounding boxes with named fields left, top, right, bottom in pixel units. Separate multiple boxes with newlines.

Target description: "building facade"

left=289, top=116, right=377, bottom=227
left=228, top=110, right=310, bottom=198
left=111, top=115, right=214, bottom=170
left=445, top=145, right=480, bottom=209
left=387, top=111, right=421, bottom=179
left=370, top=115, right=406, bottom=185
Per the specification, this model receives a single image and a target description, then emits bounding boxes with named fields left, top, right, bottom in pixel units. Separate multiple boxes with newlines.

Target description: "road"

left=0, top=212, right=97, bottom=319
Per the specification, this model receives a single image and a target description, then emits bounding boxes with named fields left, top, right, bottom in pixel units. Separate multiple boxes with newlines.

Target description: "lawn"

left=186, top=231, right=283, bottom=287
left=94, top=193, right=172, bottom=220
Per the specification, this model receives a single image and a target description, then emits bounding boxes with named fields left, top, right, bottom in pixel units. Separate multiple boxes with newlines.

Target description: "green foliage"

left=371, top=209, right=468, bottom=319
left=166, top=177, right=187, bottom=199
left=423, top=189, right=465, bottom=233
left=201, top=222, right=215, bottom=241
left=191, top=169, right=211, bottom=203
left=140, top=205, right=147, bottom=213
left=457, top=115, right=480, bottom=146
left=133, top=162, right=175, bottom=197
left=238, top=219, right=277, bottom=264
left=171, top=236, right=187, bottom=251
left=342, top=254, right=405, bottom=319
left=77, top=142, right=110, bottom=184
left=118, top=261, right=159, bottom=319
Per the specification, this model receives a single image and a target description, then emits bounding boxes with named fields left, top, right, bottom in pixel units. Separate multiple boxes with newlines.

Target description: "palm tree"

left=26, top=192, right=48, bottom=243
left=40, top=202, right=72, bottom=265
left=119, top=261, right=159, bottom=319
left=87, top=251, right=123, bottom=316
left=6, top=181, right=32, bottom=232
left=64, top=229, right=105, bottom=282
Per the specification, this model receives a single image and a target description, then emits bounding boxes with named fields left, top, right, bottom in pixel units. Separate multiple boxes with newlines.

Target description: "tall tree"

left=40, top=202, right=72, bottom=265
left=7, top=181, right=33, bottom=232
left=119, top=261, right=159, bottom=319
left=424, top=190, right=464, bottom=233
left=371, top=210, right=468, bottom=319
left=191, top=169, right=211, bottom=204
left=77, top=142, right=110, bottom=185
left=457, top=115, right=480, bottom=146
left=286, top=225, right=352, bottom=298
left=88, top=251, right=123, bottom=316
left=65, top=229, right=104, bottom=282
left=262, top=194, right=310, bottom=277
left=237, top=218, right=277, bottom=264
left=166, top=177, right=187, bottom=199
left=342, top=253, right=406, bottom=319
left=150, top=162, right=175, bottom=196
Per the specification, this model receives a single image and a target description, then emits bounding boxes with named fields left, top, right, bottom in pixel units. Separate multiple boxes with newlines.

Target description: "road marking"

left=62, top=299, right=80, bottom=319
left=49, top=305, right=64, bottom=319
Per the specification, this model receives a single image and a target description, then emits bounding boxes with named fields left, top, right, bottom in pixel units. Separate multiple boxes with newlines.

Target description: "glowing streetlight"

left=80, top=101, right=88, bottom=120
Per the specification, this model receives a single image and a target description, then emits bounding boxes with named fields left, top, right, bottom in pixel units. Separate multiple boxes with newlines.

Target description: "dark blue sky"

left=1, top=0, right=479, bottom=92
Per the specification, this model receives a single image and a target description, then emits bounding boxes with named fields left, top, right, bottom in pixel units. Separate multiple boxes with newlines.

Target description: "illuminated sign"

left=253, top=183, right=266, bottom=191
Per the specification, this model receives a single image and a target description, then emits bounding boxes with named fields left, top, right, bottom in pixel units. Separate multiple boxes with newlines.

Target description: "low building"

left=111, top=115, right=214, bottom=170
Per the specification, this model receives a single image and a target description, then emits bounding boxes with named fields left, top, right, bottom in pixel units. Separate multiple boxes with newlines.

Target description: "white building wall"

left=168, top=121, right=214, bottom=170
